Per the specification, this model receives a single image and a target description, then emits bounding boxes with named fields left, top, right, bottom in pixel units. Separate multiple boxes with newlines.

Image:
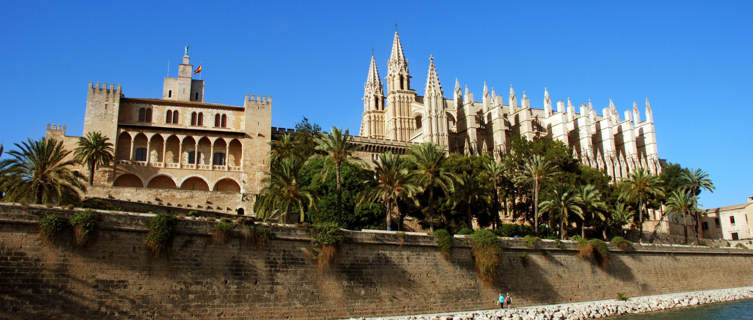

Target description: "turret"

left=422, top=55, right=448, bottom=146
left=632, top=101, right=640, bottom=125
left=163, top=47, right=204, bottom=102
left=360, top=55, right=385, bottom=138
left=453, top=78, right=462, bottom=101
left=544, top=88, right=552, bottom=117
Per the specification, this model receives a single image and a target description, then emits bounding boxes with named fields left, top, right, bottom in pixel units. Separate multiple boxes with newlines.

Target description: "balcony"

left=116, top=158, right=242, bottom=172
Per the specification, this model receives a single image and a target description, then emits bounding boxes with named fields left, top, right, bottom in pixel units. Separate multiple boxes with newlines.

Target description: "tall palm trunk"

left=335, top=162, right=342, bottom=224
left=89, top=162, right=96, bottom=186
left=427, top=186, right=435, bottom=232
left=384, top=197, right=392, bottom=230
left=560, top=209, right=568, bottom=240
left=638, top=199, right=645, bottom=241
left=533, top=178, right=539, bottom=234
left=682, top=209, right=688, bottom=244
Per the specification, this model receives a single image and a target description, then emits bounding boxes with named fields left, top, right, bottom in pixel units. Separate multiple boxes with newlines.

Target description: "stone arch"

left=197, top=137, right=211, bottom=165
left=148, top=134, right=164, bottom=163
left=212, top=139, right=227, bottom=165
left=180, top=176, right=210, bottom=191
left=213, top=177, right=241, bottom=193
left=165, top=135, right=180, bottom=163
left=228, top=139, right=242, bottom=167
left=115, top=132, right=131, bottom=160
left=113, top=173, right=143, bottom=188
left=146, top=174, right=177, bottom=189
left=132, top=133, right=148, bottom=162
left=182, top=136, right=197, bottom=164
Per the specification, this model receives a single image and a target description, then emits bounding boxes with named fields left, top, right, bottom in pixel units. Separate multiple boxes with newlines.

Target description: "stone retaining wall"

left=1, top=203, right=752, bottom=319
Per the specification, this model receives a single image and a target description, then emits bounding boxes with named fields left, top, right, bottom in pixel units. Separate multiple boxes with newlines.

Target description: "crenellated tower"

left=360, top=55, right=385, bottom=139
left=384, top=31, right=416, bottom=141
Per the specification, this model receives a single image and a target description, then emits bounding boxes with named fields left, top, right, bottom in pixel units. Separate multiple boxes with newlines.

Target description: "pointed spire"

left=365, top=55, right=382, bottom=87
left=544, top=88, right=552, bottom=116
left=509, top=85, right=517, bottom=107
left=454, top=78, right=461, bottom=92
left=424, top=55, right=443, bottom=96
left=544, top=88, right=550, bottom=102
left=453, top=78, right=462, bottom=100
left=522, top=91, right=530, bottom=108
left=389, top=31, right=406, bottom=63
left=609, top=98, right=616, bottom=110
left=464, top=85, right=469, bottom=97
left=645, top=97, right=654, bottom=122
left=632, top=101, right=640, bottom=124
left=483, top=81, right=489, bottom=97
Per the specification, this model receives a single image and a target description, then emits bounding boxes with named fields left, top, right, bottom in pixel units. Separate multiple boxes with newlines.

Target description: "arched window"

left=145, top=108, right=152, bottom=122
left=172, top=110, right=179, bottom=123
left=221, top=114, right=227, bottom=128
left=191, top=112, right=197, bottom=126
left=214, top=114, right=220, bottom=127
left=135, top=148, right=147, bottom=161
left=138, top=108, right=145, bottom=122
left=197, top=112, right=203, bottom=126
left=166, top=110, right=172, bottom=124
left=168, top=90, right=172, bottom=98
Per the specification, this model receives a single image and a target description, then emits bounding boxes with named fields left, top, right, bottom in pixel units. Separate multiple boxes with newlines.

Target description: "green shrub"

left=495, top=224, right=535, bottom=237
left=520, top=252, right=529, bottom=265
left=39, top=213, right=68, bottom=243
left=471, top=229, right=503, bottom=283
left=616, top=292, right=629, bottom=301
left=735, top=243, right=748, bottom=249
left=144, top=213, right=177, bottom=256
left=213, top=221, right=233, bottom=243
left=554, top=238, right=566, bottom=250
left=310, top=222, right=344, bottom=272
left=243, top=224, right=271, bottom=249
left=457, top=228, right=474, bottom=235
left=725, top=241, right=731, bottom=247
left=578, top=238, right=610, bottom=269
left=524, top=235, right=540, bottom=249
left=433, top=229, right=453, bottom=259
left=70, top=210, right=98, bottom=246
left=610, top=236, right=632, bottom=251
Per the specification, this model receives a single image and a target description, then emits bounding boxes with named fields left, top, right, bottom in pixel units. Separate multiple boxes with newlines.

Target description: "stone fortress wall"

left=2, top=203, right=752, bottom=319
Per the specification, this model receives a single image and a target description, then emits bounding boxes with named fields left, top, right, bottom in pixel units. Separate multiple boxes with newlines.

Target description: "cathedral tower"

left=360, top=55, right=385, bottom=139
left=422, top=56, right=448, bottom=146
left=384, top=31, right=416, bottom=141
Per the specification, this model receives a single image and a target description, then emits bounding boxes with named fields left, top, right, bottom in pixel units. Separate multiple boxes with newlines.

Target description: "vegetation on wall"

left=309, top=222, right=344, bottom=272
left=470, top=229, right=503, bottom=283
left=70, top=210, right=98, bottom=246
left=432, top=229, right=453, bottom=259
left=39, top=213, right=69, bottom=243
left=144, top=213, right=177, bottom=256
left=212, top=221, right=232, bottom=244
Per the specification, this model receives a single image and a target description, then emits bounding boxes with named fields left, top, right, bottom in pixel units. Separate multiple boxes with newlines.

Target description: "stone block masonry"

left=1, top=203, right=753, bottom=319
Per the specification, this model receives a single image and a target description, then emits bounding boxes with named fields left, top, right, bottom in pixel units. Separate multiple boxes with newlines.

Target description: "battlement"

left=88, top=82, right=122, bottom=95
left=244, top=94, right=272, bottom=104
left=46, top=123, right=67, bottom=138
left=271, top=127, right=295, bottom=137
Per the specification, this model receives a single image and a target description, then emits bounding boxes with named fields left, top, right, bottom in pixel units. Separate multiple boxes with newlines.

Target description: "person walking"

left=505, top=292, right=512, bottom=309
left=498, top=292, right=505, bottom=308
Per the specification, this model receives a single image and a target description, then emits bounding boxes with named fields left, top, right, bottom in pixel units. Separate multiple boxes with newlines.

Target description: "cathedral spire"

left=483, top=81, right=489, bottom=98
left=387, top=31, right=410, bottom=92
left=425, top=55, right=443, bottom=96
left=454, top=78, right=462, bottom=100
left=509, top=85, right=517, bottom=107
left=365, top=55, right=382, bottom=90
left=645, top=97, right=653, bottom=122
left=389, top=31, right=407, bottom=63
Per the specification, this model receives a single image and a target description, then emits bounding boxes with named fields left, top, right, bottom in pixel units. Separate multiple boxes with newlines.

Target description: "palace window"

left=197, top=112, right=204, bottom=126
left=172, top=110, right=179, bottom=123
left=134, top=148, right=147, bottom=162
left=188, top=151, right=196, bottom=164
left=213, top=152, right=226, bottom=165
left=145, top=108, right=152, bottom=122
left=168, top=90, right=172, bottom=98
left=730, top=216, right=736, bottom=225
left=215, top=114, right=221, bottom=127
left=732, top=233, right=739, bottom=240
left=166, top=110, right=172, bottom=124
left=191, top=112, right=197, bottom=126
left=221, top=114, right=227, bottom=128
left=138, top=108, right=145, bottom=122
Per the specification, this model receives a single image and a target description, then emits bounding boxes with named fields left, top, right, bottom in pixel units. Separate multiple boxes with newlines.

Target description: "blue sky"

left=1, top=1, right=751, bottom=208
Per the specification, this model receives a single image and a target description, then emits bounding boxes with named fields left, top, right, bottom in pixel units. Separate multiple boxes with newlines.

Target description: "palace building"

left=47, top=47, right=271, bottom=215
left=359, top=31, right=662, bottom=180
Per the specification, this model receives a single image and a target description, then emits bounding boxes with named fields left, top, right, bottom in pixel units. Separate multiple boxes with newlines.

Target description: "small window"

left=194, top=92, right=199, bottom=100
left=213, top=153, right=226, bottom=166
left=168, top=90, right=172, bottom=98
left=732, top=232, right=739, bottom=240
left=236, top=208, right=245, bottom=216
left=214, top=114, right=220, bottom=127
left=188, top=151, right=196, bottom=164
left=702, top=221, right=709, bottom=230
left=166, top=110, right=172, bottom=124
left=730, top=216, right=736, bottom=225
left=221, top=114, right=227, bottom=128
left=191, top=112, right=197, bottom=126
left=172, top=110, right=179, bottom=123
left=715, top=218, right=720, bottom=226
left=138, top=108, right=145, bottom=122
left=197, top=112, right=203, bottom=126
left=135, top=148, right=147, bottom=161
left=145, top=108, right=152, bottom=122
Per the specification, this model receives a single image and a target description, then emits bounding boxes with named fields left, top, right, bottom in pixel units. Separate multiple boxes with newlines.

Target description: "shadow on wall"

left=494, top=250, right=561, bottom=305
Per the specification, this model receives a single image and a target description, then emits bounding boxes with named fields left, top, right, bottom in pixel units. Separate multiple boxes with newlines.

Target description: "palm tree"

left=681, top=168, right=714, bottom=240
left=608, top=202, right=634, bottom=238
left=358, top=152, right=419, bottom=230
left=74, top=131, right=114, bottom=186
left=516, top=155, right=556, bottom=234
left=665, top=189, right=696, bottom=244
left=482, top=157, right=508, bottom=229
left=618, top=168, right=664, bottom=241
left=576, top=184, right=607, bottom=238
left=313, top=127, right=359, bottom=224
left=539, top=186, right=583, bottom=240
left=254, top=157, right=315, bottom=223
left=453, top=171, right=490, bottom=229
left=407, top=143, right=458, bottom=232
left=270, top=134, right=296, bottom=163
left=1, top=138, right=86, bottom=204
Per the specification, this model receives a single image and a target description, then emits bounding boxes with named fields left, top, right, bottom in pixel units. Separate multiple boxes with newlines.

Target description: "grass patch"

left=524, top=235, right=540, bottom=249
left=213, top=221, right=233, bottom=243
left=578, top=238, right=610, bottom=269
left=433, top=229, right=453, bottom=260
left=70, top=210, right=98, bottom=246
left=39, top=213, right=68, bottom=244
left=310, top=222, right=344, bottom=272
left=144, top=213, right=177, bottom=257
left=610, top=236, right=632, bottom=251
left=616, top=292, right=629, bottom=301
left=457, top=228, right=474, bottom=235
left=471, top=229, right=502, bottom=283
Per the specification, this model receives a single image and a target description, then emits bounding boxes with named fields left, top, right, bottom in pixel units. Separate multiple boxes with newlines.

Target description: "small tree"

left=407, top=143, right=458, bottom=232
left=74, top=131, right=114, bottom=186
left=665, top=189, right=696, bottom=244
left=358, top=152, right=418, bottom=230
left=618, top=168, right=664, bottom=241
left=539, top=186, right=583, bottom=240
left=313, top=127, right=359, bottom=224
left=516, top=155, right=556, bottom=234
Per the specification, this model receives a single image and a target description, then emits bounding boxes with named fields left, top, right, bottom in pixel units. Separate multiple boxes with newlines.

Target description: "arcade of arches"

left=115, top=131, right=243, bottom=170
left=114, top=173, right=242, bottom=193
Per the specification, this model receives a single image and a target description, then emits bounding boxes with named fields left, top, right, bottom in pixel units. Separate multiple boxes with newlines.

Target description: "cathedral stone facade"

left=360, top=32, right=661, bottom=180
left=47, top=48, right=271, bottom=215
